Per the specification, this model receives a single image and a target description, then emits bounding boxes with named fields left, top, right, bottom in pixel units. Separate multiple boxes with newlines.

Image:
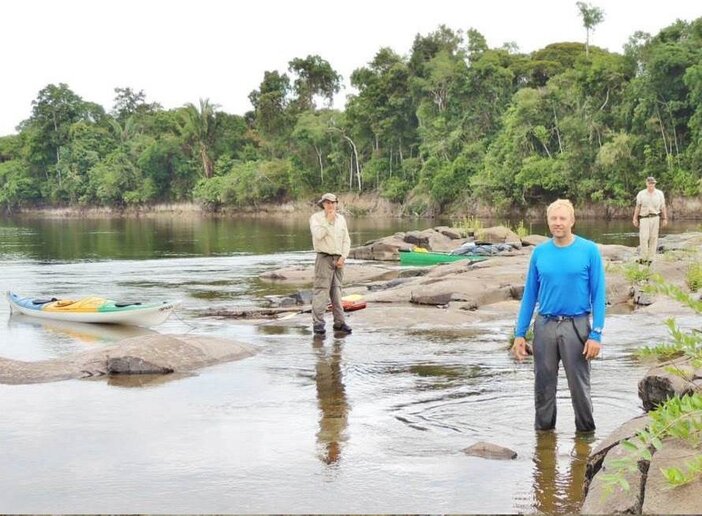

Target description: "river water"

left=0, top=215, right=698, bottom=513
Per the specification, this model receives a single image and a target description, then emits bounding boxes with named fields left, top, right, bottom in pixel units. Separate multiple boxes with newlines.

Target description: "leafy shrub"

left=380, top=176, right=411, bottom=204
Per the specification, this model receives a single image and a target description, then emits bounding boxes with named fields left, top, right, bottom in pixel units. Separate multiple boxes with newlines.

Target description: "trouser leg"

left=533, top=315, right=560, bottom=431
left=639, top=218, right=652, bottom=260
left=312, top=254, right=335, bottom=326
left=559, top=316, right=595, bottom=432
left=647, top=217, right=660, bottom=261
left=329, top=266, right=345, bottom=326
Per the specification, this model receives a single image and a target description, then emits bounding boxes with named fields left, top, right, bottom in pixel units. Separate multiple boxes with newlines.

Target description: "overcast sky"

left=1, top=0, right=700, bottom=136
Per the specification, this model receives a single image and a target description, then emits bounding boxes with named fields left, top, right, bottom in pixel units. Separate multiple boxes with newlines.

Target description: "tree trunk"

left=314, top=145, right=324, bottom=183
left=200, top=144, right=213, bottom=178
left=655, top=105, right=671, bottom=159
left=553, top=107, right=564, bottom=154
left=342, top=135, right=362, bottom=191
left=666, top=102, right=680, bottom=157
left=585, top=30, right=590, bottom=57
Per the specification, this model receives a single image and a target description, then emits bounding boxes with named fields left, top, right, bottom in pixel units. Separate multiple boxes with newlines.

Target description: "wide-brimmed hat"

left=317, top=192, right=338, bottom=207
left=646, top=176, right=657, bottom=184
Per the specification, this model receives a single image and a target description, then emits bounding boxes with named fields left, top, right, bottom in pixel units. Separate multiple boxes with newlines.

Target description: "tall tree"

left=576, top=2, right=605, bottom=56
left=249, top=70, right=292, bottom=141
left=288, top=55, right=342, bottom=111
left=111, top=87, right=161, bottom=123
left=23, top=83, right=103, bottom=168
left=180, top=98, right=219, bottom=179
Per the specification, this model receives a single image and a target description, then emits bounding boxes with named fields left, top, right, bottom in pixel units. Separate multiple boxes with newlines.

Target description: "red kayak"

left=329, top=294, right=367, bottom=312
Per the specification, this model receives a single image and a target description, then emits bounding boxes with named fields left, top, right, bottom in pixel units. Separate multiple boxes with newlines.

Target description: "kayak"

left=327, top=294, right=367, bottom=312
left=341, top=294, right=367, bottom=312
left=7, top=292, right=180, bottom=327
left=399, top=249, right=488, bottom=266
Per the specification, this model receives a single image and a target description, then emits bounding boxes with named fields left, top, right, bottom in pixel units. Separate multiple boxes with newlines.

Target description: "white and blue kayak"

left=7, top=292, right=180, bottom=327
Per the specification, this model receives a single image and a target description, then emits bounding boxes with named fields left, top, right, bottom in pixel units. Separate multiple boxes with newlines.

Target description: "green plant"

left=513, top=220, right=529, bottom=238
left=453, top=216, right=484, bottom=233
left=636, top=317, right=702, bottom=361
left=601, top=393, right=702, bottom=493
left=620, top=262, right=654, bottom=285
left=686, top=262, right=702, bottom=292
left=601, top=277, right=702, bottom=496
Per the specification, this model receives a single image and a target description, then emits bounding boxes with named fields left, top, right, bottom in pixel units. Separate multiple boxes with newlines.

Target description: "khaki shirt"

left=310, top=210, right=350, bottom=258
left=636, top=188, right=665, bottom=216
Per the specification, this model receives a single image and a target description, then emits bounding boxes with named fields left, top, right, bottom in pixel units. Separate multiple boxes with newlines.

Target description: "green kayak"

left=399, top=250, right=488, bottom=266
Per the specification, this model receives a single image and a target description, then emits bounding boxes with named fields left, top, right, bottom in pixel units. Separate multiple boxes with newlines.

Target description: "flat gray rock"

left=0, top=334, right=256, bottom=385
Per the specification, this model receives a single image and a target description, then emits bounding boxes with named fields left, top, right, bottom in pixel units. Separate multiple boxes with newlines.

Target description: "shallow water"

left=0, top=215, right=695, bottom=513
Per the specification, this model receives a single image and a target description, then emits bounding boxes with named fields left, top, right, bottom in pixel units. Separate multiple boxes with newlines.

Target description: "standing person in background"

left=632, top=176, right=667, bottom=265
left=309, top=193, right=352, bottom=336
left=512, top=199, right=605, bottom=433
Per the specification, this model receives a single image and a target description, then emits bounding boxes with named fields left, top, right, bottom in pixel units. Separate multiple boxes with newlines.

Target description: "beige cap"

left=317, top=193, right=338, bottom=207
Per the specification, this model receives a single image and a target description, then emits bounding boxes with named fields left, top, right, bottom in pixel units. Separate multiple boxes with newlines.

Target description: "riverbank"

left=7, top=193, right=702, bottom=220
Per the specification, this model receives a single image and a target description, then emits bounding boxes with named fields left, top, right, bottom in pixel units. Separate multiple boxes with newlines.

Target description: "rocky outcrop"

left=582, top=416, right=651, bottom=514
left=348, top=234, right=412, bottom=261
left=256, top=239, right=691, bottom=319
left=348, top=225, right=577, bottom=261
left=638, top=356, right=702, bottom=411
left=582, top=355, right=702, bottom=513
left=475, top=226, right=523, bottom=249
left=348, top=226, right=475, bottom=261
left=0, top=334, right=256, bottom=385
left=641, top=439, right=702, bottom=514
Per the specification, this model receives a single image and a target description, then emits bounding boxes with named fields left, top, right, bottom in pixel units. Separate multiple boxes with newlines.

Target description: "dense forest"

left=1, top=14, right=701, bottom=215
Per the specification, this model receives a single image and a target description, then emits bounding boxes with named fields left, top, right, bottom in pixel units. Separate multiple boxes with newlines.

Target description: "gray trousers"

left=312, top=253, right=345, bottom=327
left=533, top=314, right=595, bottom=432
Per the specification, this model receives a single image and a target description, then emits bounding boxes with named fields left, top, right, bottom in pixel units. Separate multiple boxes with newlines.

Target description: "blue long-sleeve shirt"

left=515, top=236, right=606, bottom=342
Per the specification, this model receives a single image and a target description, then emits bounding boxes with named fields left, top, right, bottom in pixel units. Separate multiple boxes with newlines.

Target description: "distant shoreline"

left=4, top=194, right=702, bottom=220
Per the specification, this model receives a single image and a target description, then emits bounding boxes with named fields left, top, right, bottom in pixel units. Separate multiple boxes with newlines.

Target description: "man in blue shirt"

left=512, top=199, right=605, bottom=432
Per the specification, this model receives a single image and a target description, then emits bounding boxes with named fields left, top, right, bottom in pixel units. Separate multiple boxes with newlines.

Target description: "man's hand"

left=583, top=339, right=601, bottom=360
left=662, top=219, right=668, bottom=227
left=511, top=337, right=529, bottom=362
left=632, top=218, right=639, bottom=228
left=336, top=256, right=346, bottom=268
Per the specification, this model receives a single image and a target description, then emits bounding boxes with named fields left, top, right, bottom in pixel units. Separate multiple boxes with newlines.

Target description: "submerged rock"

left=462, top=441, right=517, bottom=460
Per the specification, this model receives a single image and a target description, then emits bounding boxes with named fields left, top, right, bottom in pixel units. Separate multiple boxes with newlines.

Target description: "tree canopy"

left=1, top=12, right=701, bottom=215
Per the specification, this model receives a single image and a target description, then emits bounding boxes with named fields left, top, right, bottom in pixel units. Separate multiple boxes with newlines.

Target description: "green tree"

left=20, top=83, right=106, bottom=186
left=111, top=87, right=161, bottom=123
left=576, top=2, right=605, bottom=56
left=288, top=55, right=342, bottom=111
left=249, top=70, right=292, bottom=143
left=180, top=98, right=219, bottom=179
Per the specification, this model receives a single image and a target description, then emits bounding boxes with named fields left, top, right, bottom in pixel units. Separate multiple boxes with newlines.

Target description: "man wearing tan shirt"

left=310, top=193, right=351, bottom=336
left=632, top=176, right=667, bottom=265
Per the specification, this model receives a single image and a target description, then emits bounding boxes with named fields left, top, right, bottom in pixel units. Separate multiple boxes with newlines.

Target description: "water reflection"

left=3, top=215, right=698, bottom=262
left=8, top=314, right=156, bottom=345
left=532, top=431, right=593, bottom=515
left=106, top=372, right=194, bottom=388
left=0, top=215, right=420, bottom=261
left=313, top=336, right=349, bottom=466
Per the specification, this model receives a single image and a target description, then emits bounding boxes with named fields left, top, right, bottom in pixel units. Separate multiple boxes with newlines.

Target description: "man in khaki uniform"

left=632, top=176, right=667, bottom=264
left=309, top=193, right=351, bottom=336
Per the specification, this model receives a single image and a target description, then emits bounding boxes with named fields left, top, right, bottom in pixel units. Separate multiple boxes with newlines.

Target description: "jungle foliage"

left=1, top=14, right=701, bottom=213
